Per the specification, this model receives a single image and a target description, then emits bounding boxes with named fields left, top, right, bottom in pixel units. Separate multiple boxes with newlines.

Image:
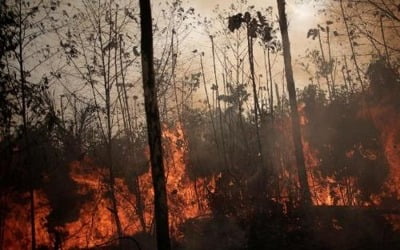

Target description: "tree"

left=339, top=0, right=365, bottom=92
left=0, top=1, right=61, bottom=248
left=55, top=0, right=142, bottom=238
left=139, top=0, right=171, bottom=249
left=227, top=9, right=276, bottom=168
left=276, top=0, right=311, bottom=206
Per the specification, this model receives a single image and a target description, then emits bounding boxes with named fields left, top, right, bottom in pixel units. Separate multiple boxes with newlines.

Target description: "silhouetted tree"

left=277, top=0, right=311, bottom=205
left=139, top=0, right=171, bottom=249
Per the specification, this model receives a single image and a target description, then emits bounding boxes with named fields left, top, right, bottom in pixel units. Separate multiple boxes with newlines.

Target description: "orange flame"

left=2, top=190, right=51, bottom=249
left=2, top=124, right=215, bottom=248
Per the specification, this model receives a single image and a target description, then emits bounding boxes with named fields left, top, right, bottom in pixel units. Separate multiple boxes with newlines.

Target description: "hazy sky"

left=172, top=0, right=328, bottom=87
left=187, top=0, right=325, bottom=52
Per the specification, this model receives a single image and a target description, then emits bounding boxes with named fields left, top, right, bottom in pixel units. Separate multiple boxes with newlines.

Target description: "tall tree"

left=139, top=0, right=171, bottom=249
left=1, top=1, right=59, bottom=248
left=55, top=0, right=141, bottom=238
left=276, top=0, right=311, bottom=205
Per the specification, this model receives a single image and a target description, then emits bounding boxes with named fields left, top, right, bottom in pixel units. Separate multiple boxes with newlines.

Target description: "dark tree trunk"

left=17, top=1, right=36, bottom=248
left=139, top=0, right=171, bottom=249
left=210, top=36, right=229, bottom=169
left=267, top=47, right=274, bottom=116
left=200, top=54, right=220, bottom=158
left=247, top=31, right=263, bottom=165
left=277, top=0, right=312, bottom=206
left=97, top=5, right=122, bottom=237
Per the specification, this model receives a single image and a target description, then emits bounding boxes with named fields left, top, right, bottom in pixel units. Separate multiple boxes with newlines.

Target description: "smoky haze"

left=1, top=0, right=400, bottom=249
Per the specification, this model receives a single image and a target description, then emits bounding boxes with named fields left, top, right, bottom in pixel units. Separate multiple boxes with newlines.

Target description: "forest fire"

left=1, top=125, right=215, bottom=249
left=368, top=104, right=400, bottom=201
left=299, top=103, right=361, bottom=206
left=3, top=115, right=399, bottom=248
left=2, top=191, right=52, bottom=249
left=1, top=0, right=400, bottom=249
left=300, top=99, right=400, bottom=208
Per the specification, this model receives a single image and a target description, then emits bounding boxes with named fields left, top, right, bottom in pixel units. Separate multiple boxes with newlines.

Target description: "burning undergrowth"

left=1, top=125, right=216, bottom=249
left=1, top=62, right=400, bottom=249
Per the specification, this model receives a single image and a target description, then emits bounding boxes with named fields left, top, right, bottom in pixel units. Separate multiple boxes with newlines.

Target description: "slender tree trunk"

left=263, top=50, right=271, bottom=113
left=343, top=56, right=354, bottom=95
left=210, top=36, right=229, bottom=169
left=222, top=49, right=228, bottom=112
left=171, top=31, right=182, bottom=122
left=277, top=0, right=312, bottom=206
left=139, top=1, right=171, bottom=249
left=17, top=1, right=36, bottom=248
left=267, top=47, right=274, bottom=116
left=247, top=31, right=263, bottom=163
left=106, top=78, right=123, bottom=240
left=200, top=54, right=220, bottom=156
left=98, top=2, right=122, bottom=237
left=118, top=37, right=147, bottom=233
left=340, top=0, right=365, bottom=91
left=326, top=26, right=336, bottom=97
left=342, top=66, right=350, bottom=95
left=380, top=15, right=391, bottom=68
left=275, top=82, right=281, bottom=111
left=317, top=30, right=332, bottom=100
